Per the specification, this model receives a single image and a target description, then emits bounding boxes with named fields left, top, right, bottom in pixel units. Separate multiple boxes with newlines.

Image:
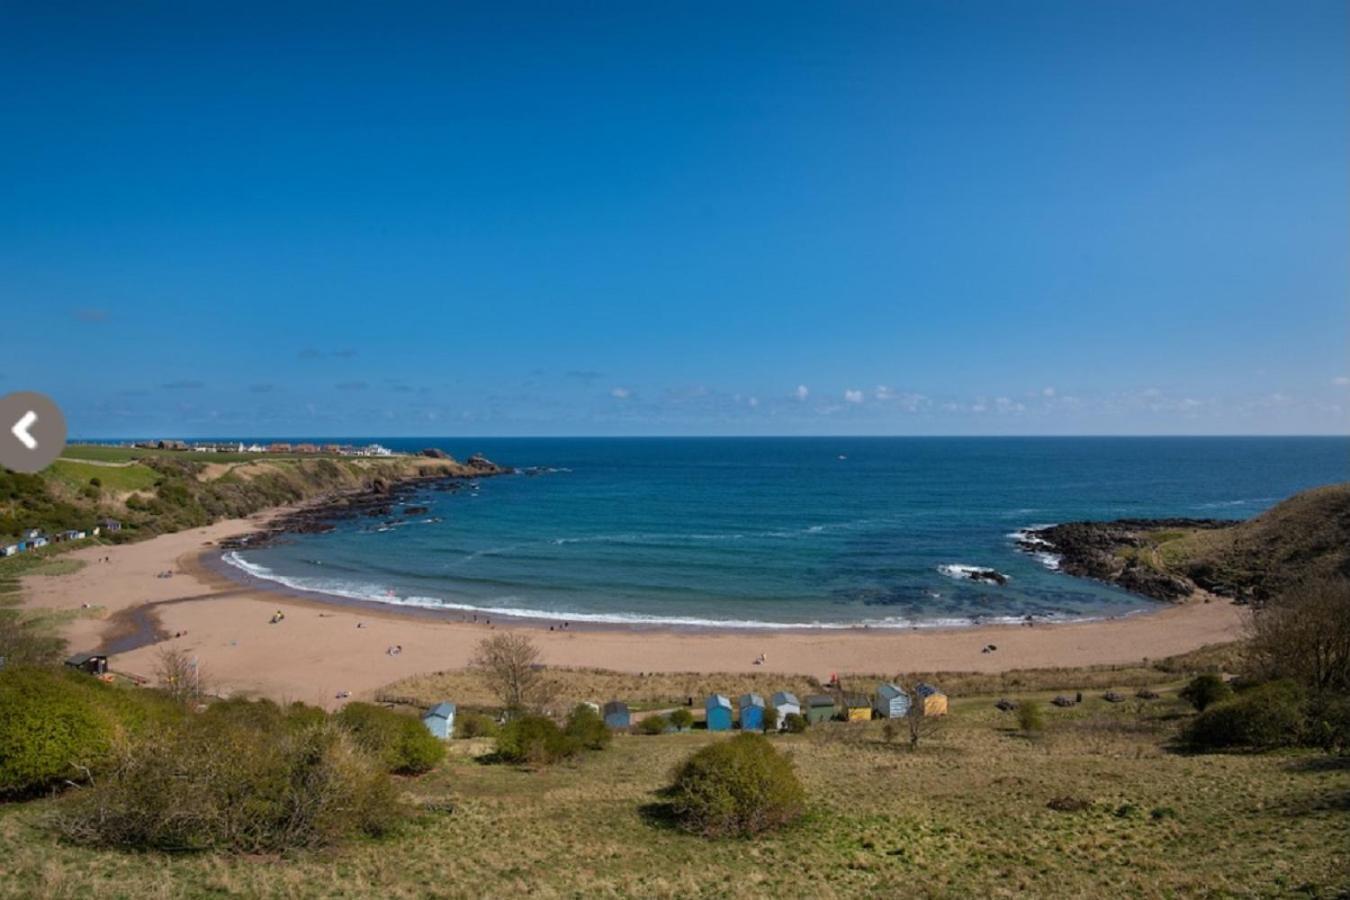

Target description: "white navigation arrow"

left=11, top=410, right=38, bottom=450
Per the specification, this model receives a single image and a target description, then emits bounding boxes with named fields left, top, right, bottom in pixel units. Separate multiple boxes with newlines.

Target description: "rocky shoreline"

left=218, top=452, right=508, bottom=552
left=1017, top=518, right=1233, bottom=603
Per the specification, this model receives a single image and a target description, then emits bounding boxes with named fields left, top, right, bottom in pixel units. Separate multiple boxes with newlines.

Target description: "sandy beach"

left=18, top=516, right=1245, bottom=709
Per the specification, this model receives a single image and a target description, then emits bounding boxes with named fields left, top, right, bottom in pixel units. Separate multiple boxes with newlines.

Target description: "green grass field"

left=45, top=459, right=161, bottom=493
left=0, top=684, right=1345, bottom=899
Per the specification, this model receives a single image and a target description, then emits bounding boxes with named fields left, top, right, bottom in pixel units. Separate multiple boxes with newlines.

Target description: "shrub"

left=454, top=710, right=500, bottom=739
left=0, top=667, right=170, bottom=797
left=668, top=708, right=695, bottom=731
left=335, top=702, right=445, bottom=775
left=55, top=719, right=404, bottom=852
left=495, top=714, right=577, bottom=766
left=1179, top=674, right=1233, bottom=712
left=782, top=712, right=809, bottom=734
left=638, top=714, right=669, bottom=735
left=564, top=704, right=611, bottom=750
left=668, top=733, right=806, bottom=838
left=1183, top=680, right=1306, bottom=750
left=1305, top=692, right=1350, bottom=755
left=761, top=705, right=779, bottom=733
left=1016, top=700, right=1045, bottom=734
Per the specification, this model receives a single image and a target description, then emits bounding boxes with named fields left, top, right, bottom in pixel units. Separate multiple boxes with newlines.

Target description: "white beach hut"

left=770, top=691, right=801, bottom=731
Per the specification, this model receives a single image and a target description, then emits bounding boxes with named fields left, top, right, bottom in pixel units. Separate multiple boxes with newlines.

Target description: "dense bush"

left=668, top=733, right=806, bottom=838
left=56, top=717, right=404, bottom=852
left=1179, top=674, right=1233, bottom=712
left=761, top=706, right=780, bottom=733
left=0, top=667, right=115, bottom=796
left=495, top=714, right=577, bottom=766
left=637, top=714, right=668, bottom=735
left=668, top=708, right=694, bottom=731
left=454, top=710, right=500, bottom=739
left=1306, top=692, right=1350, bottom=755
left=782, top=712, right=808, bottom=734
left=335, top=703, right=445, bottom=775
left=1184, top=680, right=1306, bottom=750
left=564, top=704, right=611, bottom=750
left=1017, top=701, right=1045, bottom=733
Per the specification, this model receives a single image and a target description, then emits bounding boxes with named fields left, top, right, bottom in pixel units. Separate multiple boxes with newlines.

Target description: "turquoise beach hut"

left=603, top=700, right=630, bottom=730
left=738, top=693, right=765, bottom=731
left=705, top=694, right=733, bottom=731
left=421, top=702, right=456, bottom=740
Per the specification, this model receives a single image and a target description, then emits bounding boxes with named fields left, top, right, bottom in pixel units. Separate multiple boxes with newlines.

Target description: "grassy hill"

left=1, top=447, right=499, bottom=545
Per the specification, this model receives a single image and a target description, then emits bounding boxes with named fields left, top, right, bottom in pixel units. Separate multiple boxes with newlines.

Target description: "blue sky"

left=1, top=1, right=1345, bottom=437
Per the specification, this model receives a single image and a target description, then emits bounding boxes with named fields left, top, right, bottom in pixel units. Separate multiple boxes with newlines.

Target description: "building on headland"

left=421, top=702, right=456, bottom=740
left=738, top=693, right=765, bottom=731
left=705, top=694, right=733, bottom=731
left=65, top=653, right=109, bottom=676
left=98, top=518, right=122, bottom=533
left=293, top=443, right=319, bottom=454
left=268, top=442, right=292, bottom=453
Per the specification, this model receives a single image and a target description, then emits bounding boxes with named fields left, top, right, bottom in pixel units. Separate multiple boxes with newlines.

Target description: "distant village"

left=130, top=440, right=396, bottom=457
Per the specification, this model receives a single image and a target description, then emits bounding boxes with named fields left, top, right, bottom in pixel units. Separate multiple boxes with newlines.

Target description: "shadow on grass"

left=1283, top=755, right=1350, bottom=774
left=637, top=787, right=683, bottom=833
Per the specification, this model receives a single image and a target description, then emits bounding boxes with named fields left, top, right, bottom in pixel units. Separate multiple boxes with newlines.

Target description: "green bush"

left=1306, top=692, right=1350, bottom=755
left=0, top=667, right=176, bottom=797
left=564, top=704, right=611, bottom=750
left=454, top=710, right=499, bottom=739
left=668, top=733, right=806, bottom=838
left=335, top=702, right=445, bottom=775
left=638, top=714, right=669, bottom=735
left=56, top=719, right=404, bottom=852
left=668, top=708, right=695, bottom=731
left=761, top=705, right=779, bottom=733
left=782, top=712, right=808, bottom=734
left=495, top=714, right=577, bottom=766
left=1017, top=701, right=1045, bottom=733
left=1179, top=674, right=1233, bottom=712
left=1183, top=680, right=1306, bottom=750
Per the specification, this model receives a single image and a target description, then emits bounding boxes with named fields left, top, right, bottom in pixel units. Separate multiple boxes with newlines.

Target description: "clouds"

left=610, top=386, right=632, bottom=400
left=843, top=389, right=864, bottom=404
left=794, top=384, right=809, bottom=401
left=1334, top=376, right=1349, bottom=387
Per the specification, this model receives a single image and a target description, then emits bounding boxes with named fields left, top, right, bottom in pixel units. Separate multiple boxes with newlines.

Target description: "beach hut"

left=770, top=691, right=800, bottom=730
left=705, top=694, right=733, bottom=732
left=603, top=700, right=630, bottom=730
left=805, top=694, right=837, bottom=725
left=421, top=702, right=456, bottom=739
left=915, top=682, right=948, bottom=717
left=99, top=518, right=122, bottom=533
left=64, top=653, right=108, bottom=676
left=581, top=701, right=601, bottom=714
left=1, top=544, right=18, bottom=558
left=738, top=693, right=765, bottom=731
left=843, top=693, right=872, bottom=722
left=874, top=683, right=912, bottom=719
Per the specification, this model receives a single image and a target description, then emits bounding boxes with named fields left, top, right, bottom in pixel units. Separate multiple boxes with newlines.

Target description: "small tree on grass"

left=782, top=712, right=808, bottom=734
left=638, top=714, right=669, bottom=735
left=668, top=733, right=805, bottom=838
left=1017, top=700, right=1045, bottom=735
left=564, top=704, right=611, bottom=750
left=1179, top=674, right=1232, bottom=712
left=906, top=700, right=943, bottom=749
left=335, top=703, right=445, bottom=775
left=494, top=714, right=576, bottom=766
left=470, top=633, right=552, bottom=714
left=761, top=705, right=779, bottom=733
left=155, top=647, right=206, bottom=705
left=668, top=708, right=694, bottom=732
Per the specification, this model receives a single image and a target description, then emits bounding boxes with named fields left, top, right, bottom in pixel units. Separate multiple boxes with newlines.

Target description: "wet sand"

left=19, top=516, right=1245, bottom=709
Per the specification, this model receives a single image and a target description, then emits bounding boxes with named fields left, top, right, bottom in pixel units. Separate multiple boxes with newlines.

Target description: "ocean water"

left=223, top=437, right=1349, bottom=628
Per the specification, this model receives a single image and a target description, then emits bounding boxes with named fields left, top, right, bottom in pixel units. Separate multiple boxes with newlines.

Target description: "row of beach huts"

left=418, top=682, right=948, bottom=739
left=0, top=521, right=121, bottom=559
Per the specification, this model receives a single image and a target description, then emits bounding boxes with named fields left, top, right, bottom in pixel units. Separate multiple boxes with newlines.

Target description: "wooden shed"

left=843, top=693, right=872, bottom=722
left=64, top=653, right=108, bottom=676
left=770, top=691, right=800, bottom=730
left=603, top=700, right=630, bottom=730
left=873, top=682, right=912, bottom=718
left=705, top=694, right=733, bottom=731
left=915, top=682, right=948, bottom=716
left=738, top=693, right=765, bottom=731
left=805, top=694, right=837, bottom=724
left=421, top=702, right=456, bottom=740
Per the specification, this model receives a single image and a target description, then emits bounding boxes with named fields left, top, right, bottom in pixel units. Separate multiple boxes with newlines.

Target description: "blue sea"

left=222, top=437, right=1349, bottom=629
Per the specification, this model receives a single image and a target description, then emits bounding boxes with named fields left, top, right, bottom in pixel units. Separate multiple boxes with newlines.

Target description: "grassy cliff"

left=1, top=448, right=500, bottom=545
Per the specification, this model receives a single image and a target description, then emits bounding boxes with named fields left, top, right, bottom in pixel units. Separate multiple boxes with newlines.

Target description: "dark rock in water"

left=995, top=698, right=1018, bottom=712
left=1103, top=691, right=1126, bottom=703
left=421, top=448, right=451, bottom=459
left=404, top=505, right=429, bottom=515
left=967, top=568, right=1008, bottom=586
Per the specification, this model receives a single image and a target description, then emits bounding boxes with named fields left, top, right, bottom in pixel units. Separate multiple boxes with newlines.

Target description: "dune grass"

left=1, top=679, right=1344, bottom=899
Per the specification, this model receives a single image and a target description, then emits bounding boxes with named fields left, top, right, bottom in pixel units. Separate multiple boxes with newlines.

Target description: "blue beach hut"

left=738, top=693, right=765, bottom=731
left=873, top=683, right=912, bottom=719
left=422, top=702, right=456, bottom=740
left=603, top=700, right=630, bottom=730
left=705, top=694, right=733, bottom=731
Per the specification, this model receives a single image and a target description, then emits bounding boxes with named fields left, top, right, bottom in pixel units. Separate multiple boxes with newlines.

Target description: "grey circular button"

left=0, top=391, right=68, bottom=474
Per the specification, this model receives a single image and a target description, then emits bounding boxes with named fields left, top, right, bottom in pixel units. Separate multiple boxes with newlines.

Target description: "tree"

left=1179, top=674, right=1232, bottom=712
left=906, top=698, right=943, bottom=749
left=1017, top=700, right=1045, bottom=734
left=1245, top=577, right=1350, bottom=694
left=469, top=633, right=551, bottom=713
left=668, top=708, right=694, bottom=731
left=155, top=647, right=206, bottom=705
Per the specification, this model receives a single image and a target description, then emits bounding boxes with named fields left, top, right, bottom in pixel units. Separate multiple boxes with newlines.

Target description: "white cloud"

left=610, top=387, right=631, bottom=400
left=844, top=389, right=864, bottom=404
left=875, top=385, right=895, bottom=401
left=1042, top=386, right=1056, bottom=397
left=1334, top=376, right=1349, bottom=387
left=794, top=384, right=809, bottom=401
left=747, top=396, right=759, bottom=408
